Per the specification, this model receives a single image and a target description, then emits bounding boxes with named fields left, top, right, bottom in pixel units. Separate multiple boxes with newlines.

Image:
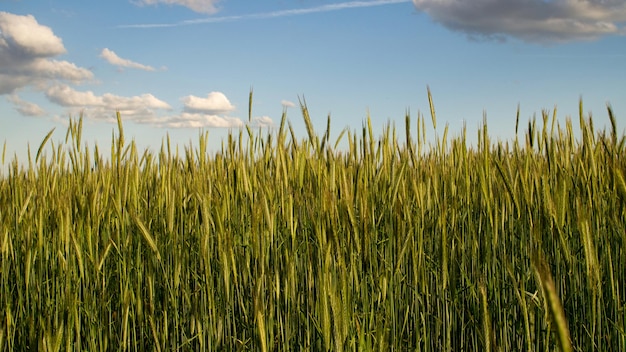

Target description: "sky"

left=1, top=0, right=625, bottom=168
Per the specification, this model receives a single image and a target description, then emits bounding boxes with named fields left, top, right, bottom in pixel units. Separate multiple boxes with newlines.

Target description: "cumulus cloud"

left=0, top=12, right=240, bottom=129
left=0, top=12, right=65, bottom=57
left=135, top=0, right=221, bottom=14
left=45, top=84, right=243, bottom=128
left=250, top=116, right=274, bottom=128
left=182, top=92, right=235, bottom=114
left=412, top=0, right=626, bottom=43
left=45, top=85, right=103, bottom=107
left=160, top=112, right=243, bottom=128
left=281, top=100, right=296, bottom=108
left=160, top=114, right=271, bottom=129
left=0, top=12, right=93, bottom=94
left=45, top=84, right=171, bottom=122
left=46, top=84, right=171, bottom=110
left=7, top=95, right=46, bottom=116
left=100, top=48, right=156, bottom=71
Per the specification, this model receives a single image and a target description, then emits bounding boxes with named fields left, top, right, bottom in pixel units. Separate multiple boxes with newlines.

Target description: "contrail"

left=119, top=0, right=412, bottom=29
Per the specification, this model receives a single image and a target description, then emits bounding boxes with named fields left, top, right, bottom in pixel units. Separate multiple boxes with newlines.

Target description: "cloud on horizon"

left=250, top=116, right=274, bottom=128
left=46, top=84, right=172, bottom=110
left=45, top=84, right=253, bottom=129
left=45, top=84, right=172, bottom=123
left=7, top=95, right=46, bottom=116
left=412, top=0, right=626, bottom=43
left=281, top=100, right=296, bottom=108
left=100, top=48, right=157, bottom=71
left=160, top=112, right=243, bottom=128
left=120, top=0, right=411, bottom=28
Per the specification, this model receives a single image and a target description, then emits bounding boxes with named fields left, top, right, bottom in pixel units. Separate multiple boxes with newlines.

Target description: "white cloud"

left=0, top=12, right=65, bottom=57
left=281, top=100, right=296, bottom=108
left=45, top=84, right=171, bottom=123
left=29, top=59, right=94, bottom=81
left=46, top=85, right=243, bottom=128
left=7, top=95, right=46, bottom=116
left=250, top=116, right=274, bottom=128
left=182, top=92, right=235, bottom=114
left=46, top=84, right=171, bottom=109
left=100, top=48, right=156, bottom=71
left=0, top=12, right=240, bottom=130
left=412, top=0, right=626, bottom=43
left=160, top=112, right=243, bottom=128
left=45, top=85, right=104, bottom=106
left=102, top=92, right=171, bottom=111
left=0, top=12, right=93, bottom=95
left=0, top=75, right=31, bottom=95
left=135, top=0, right=221, bottom=14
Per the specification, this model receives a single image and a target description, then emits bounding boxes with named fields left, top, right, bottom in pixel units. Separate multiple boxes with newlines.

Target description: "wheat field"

left=0, top=94, right=624, bottom=351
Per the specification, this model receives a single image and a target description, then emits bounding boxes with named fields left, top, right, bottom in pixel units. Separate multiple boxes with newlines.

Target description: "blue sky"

left=1, top=0, right=625, bottom=166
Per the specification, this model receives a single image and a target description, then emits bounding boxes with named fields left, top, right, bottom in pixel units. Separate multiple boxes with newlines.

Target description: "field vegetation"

left=0, top=92, right=625, bottom=351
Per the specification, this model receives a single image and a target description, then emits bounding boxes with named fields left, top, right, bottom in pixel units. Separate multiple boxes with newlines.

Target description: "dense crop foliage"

left=0, top=96, right=625, bottom=351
